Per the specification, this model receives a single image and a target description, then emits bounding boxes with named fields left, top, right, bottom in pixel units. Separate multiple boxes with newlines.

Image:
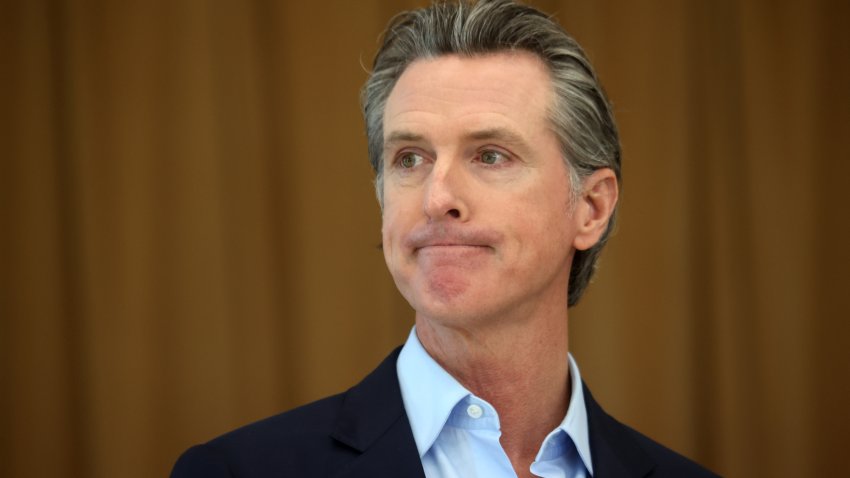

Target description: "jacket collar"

left=330, top=347, right=426, bottom=478
left=328, top=347, right=656, bottom=478
left=584, top=383, right=656, bottom=477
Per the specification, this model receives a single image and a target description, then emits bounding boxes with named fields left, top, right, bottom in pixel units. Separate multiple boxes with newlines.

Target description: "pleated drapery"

left=1, top=1, right=847, bottom=477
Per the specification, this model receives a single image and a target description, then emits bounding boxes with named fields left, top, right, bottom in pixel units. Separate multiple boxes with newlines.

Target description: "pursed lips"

left=414, top=243, right=491, bottom=253
left=412, top=243, right=495, bottom=266
left=404, top=225, right=502, bottom=254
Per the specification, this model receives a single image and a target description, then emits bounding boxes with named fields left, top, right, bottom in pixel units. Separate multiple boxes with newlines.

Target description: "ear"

left=572, top=168, right=619, bottom=251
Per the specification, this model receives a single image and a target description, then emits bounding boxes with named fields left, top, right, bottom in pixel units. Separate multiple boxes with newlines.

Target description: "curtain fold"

left=2, top=1, right=847, bottom=476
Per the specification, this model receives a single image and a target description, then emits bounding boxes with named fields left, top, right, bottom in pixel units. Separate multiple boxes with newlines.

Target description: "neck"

left=415, top=303, right=571, bottom=474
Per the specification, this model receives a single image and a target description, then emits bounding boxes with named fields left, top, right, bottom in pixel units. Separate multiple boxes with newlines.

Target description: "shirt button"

left=466, top=404, right=483, bottom=419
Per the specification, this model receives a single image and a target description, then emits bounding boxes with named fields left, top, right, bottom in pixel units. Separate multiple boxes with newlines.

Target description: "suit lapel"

left=584, top=383, right=655, bottom=478
left=330, top=348, right=426, bottom=478
left=326, top=349, right=659, bottom=478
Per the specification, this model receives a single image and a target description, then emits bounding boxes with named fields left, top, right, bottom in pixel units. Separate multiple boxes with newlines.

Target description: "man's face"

left=381, top=52, right=582, bottom=328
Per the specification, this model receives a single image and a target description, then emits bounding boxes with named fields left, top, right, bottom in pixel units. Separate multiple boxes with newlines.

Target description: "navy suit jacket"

left=171, top=348, right=718, bottom=477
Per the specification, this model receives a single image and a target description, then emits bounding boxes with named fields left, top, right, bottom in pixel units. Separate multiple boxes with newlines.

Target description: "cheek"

left=380, top=214, right=396, bottom=262
left=381, top=186, right=419, bottom=239
left=380, top=203, right=408, bottom=265
left=508, top=182, right=574, bottom=250
left=381, top=200, right=401, bottom=240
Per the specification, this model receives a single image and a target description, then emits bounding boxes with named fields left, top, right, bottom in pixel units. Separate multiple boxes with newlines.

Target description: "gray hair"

left=361, top=0, right=621, bottom=307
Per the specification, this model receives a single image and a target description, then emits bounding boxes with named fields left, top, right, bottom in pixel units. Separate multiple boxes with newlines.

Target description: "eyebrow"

left=384, top=130, right=425, bottom=153
left=383, top=127, right=529, bottom=152
left=462, top=127, right=528, bottom=148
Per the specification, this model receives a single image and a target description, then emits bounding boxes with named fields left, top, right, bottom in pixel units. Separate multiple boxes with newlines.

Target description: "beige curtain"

left=1, top=1, right=847, bottom=477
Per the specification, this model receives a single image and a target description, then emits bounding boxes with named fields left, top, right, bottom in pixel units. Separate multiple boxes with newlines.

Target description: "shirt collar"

left=558, top=346, right=594, bottom=474
left=396, top=327, right=470, bottom=457
left=396, top=326, right=593, bottom=474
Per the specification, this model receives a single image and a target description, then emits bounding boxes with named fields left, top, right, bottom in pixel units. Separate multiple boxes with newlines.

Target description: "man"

left=172, top=1, right=717, bottom=476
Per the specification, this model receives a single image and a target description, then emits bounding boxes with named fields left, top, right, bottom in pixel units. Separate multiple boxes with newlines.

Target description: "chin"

left=411, top=290, right=503, bottom=328
left=396, top=271, right=509, bottom=325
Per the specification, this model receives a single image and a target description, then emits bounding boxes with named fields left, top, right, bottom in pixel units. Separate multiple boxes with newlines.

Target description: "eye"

left=398, top=152, right=424, bottom=169
left=480, top=150, right=508, bottom=165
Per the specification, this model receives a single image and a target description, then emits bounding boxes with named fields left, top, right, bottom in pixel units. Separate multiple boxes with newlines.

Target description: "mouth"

left=405, top=225, right=501, bottom=254
left=413, top=244, right=494, bottom=266
left=414, top=243, right=491, bottom=253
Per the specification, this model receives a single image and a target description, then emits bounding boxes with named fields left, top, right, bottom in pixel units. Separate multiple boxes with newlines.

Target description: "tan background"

left=2, top=0, right=848, bottom=477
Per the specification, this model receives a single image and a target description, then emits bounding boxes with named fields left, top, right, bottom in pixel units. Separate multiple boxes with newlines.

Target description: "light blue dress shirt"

left=397, top=327, right=594, bottom=478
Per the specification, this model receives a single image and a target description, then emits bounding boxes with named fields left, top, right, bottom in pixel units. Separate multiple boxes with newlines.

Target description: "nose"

left=423, top=158, right=468, bottom=222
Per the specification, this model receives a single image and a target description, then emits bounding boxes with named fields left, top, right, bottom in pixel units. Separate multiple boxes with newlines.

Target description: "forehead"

left=383, top=51, right=554, bottom=140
